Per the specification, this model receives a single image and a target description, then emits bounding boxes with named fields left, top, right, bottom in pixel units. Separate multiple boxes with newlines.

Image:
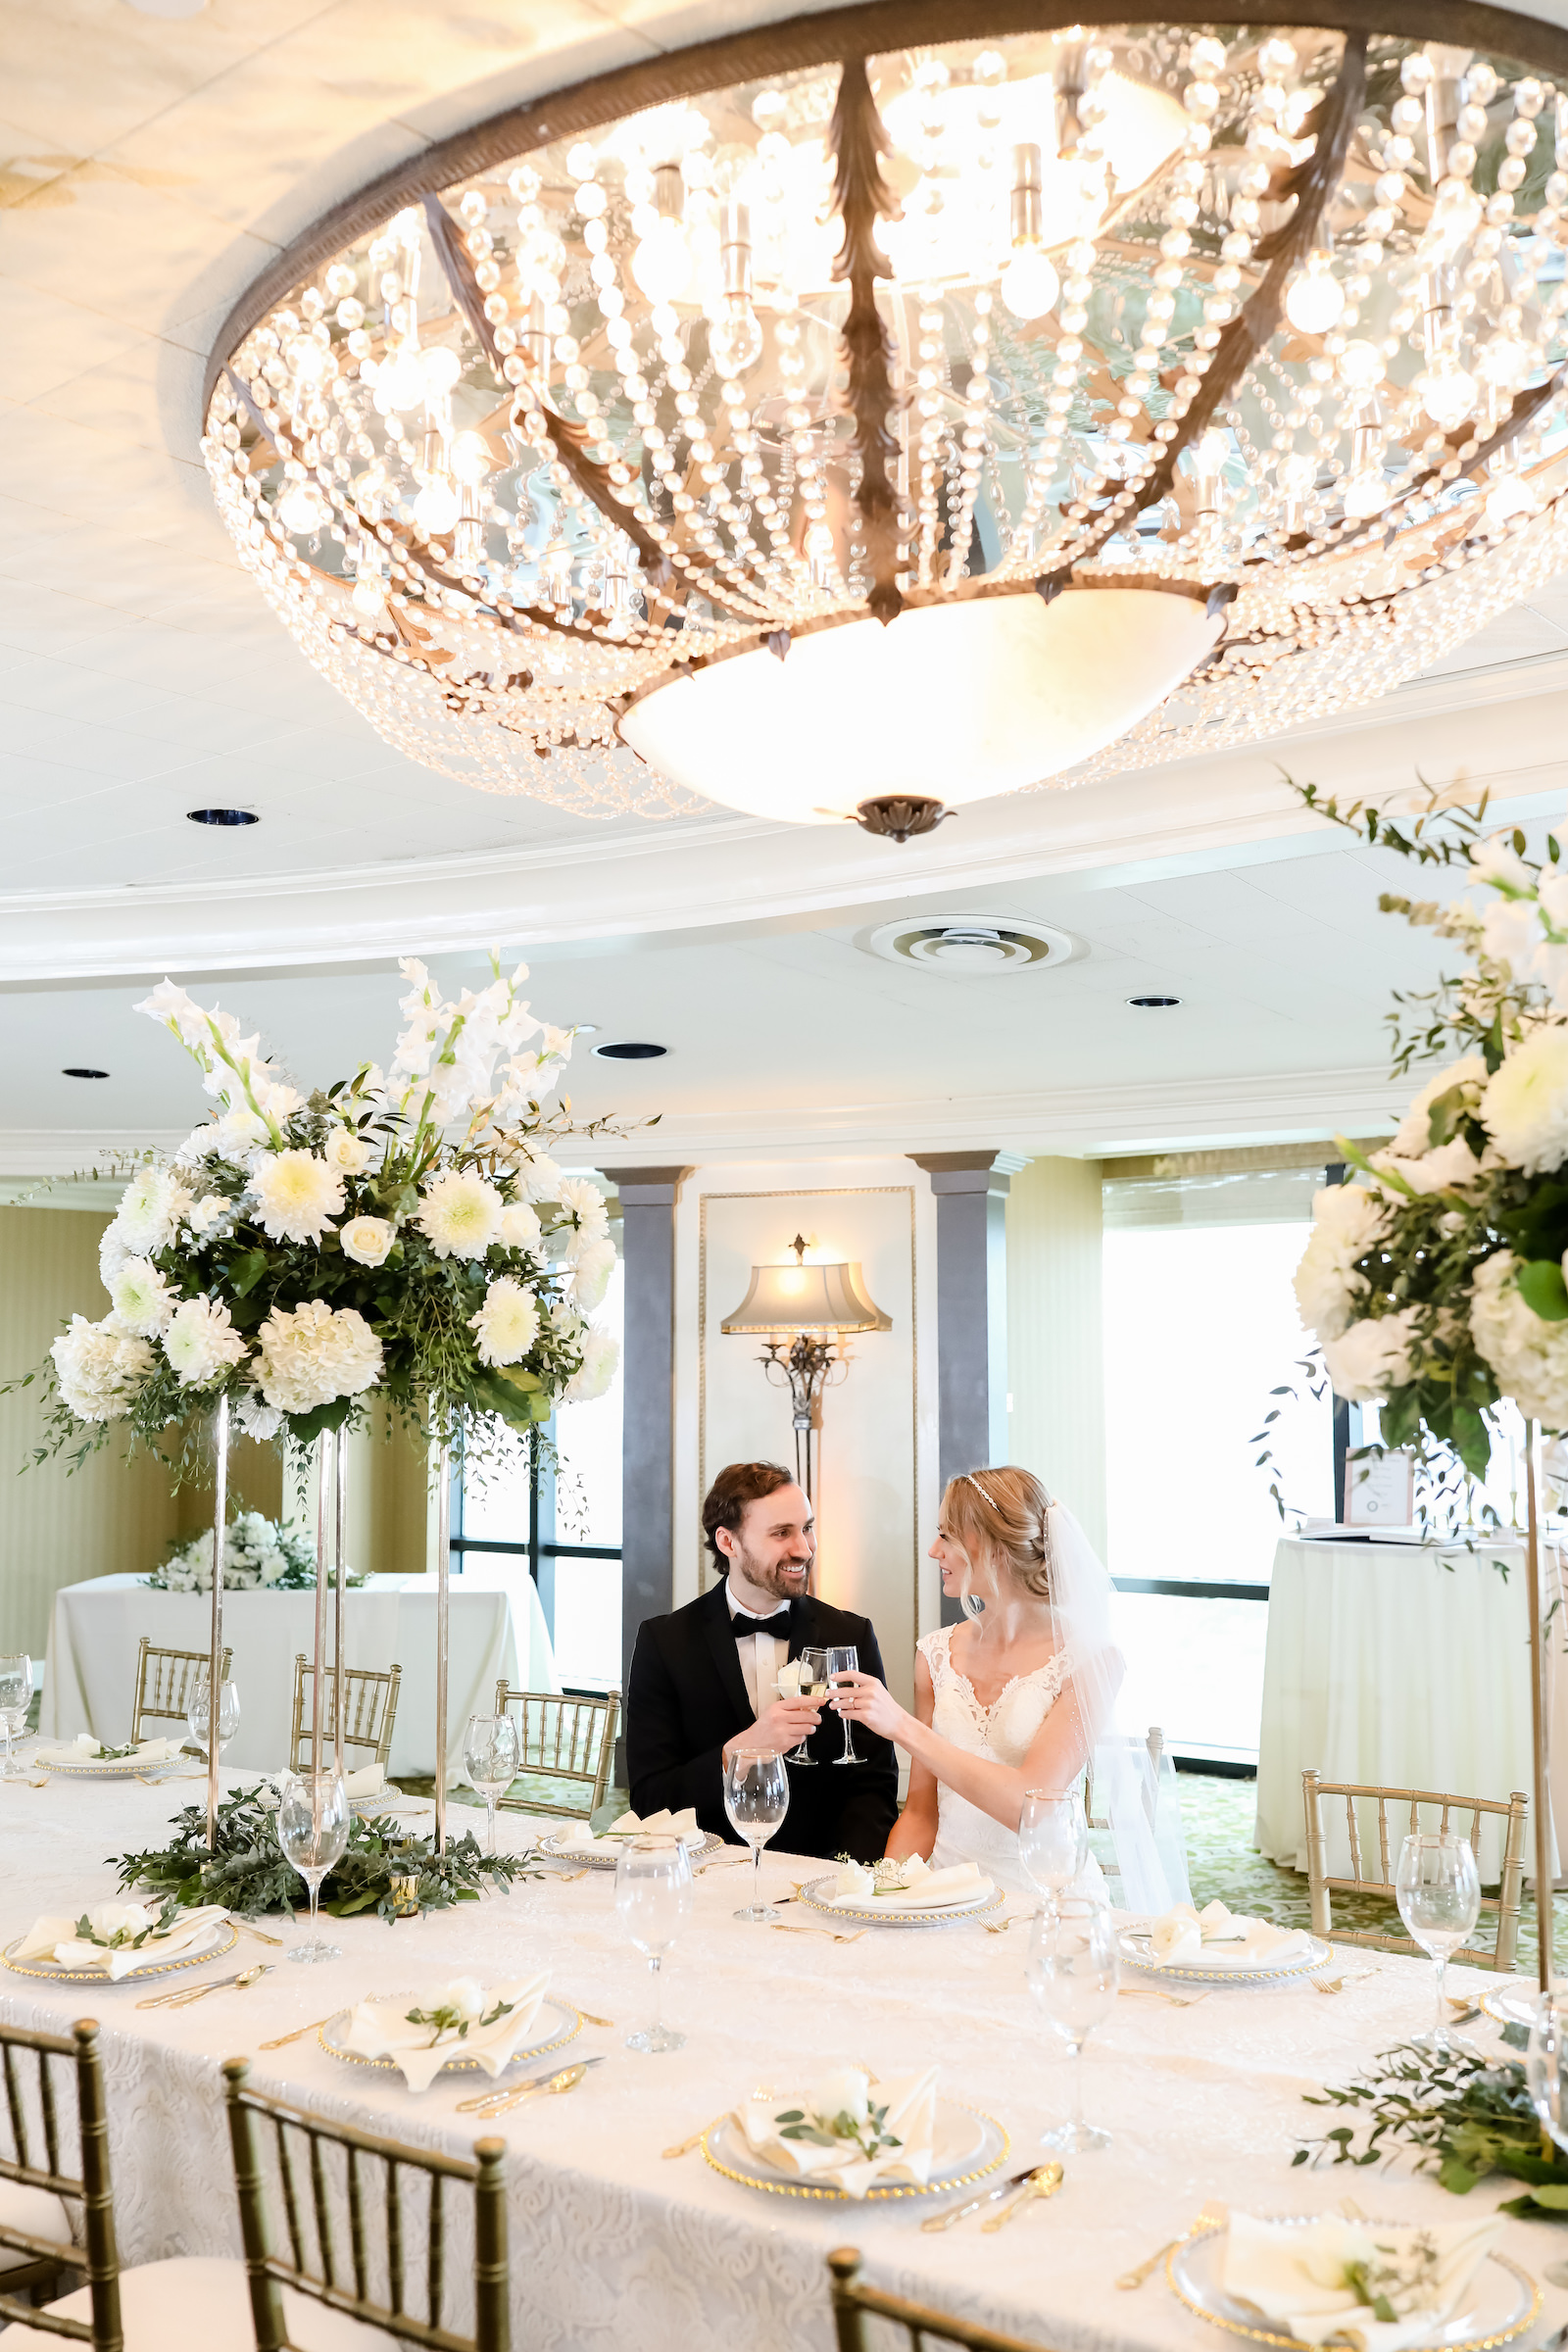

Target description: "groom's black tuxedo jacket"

left=624, top=1581, right=900, bottom=1864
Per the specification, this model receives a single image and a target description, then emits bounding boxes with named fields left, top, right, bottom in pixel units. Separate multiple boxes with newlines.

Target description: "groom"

left=624, top=1461, right=900, bottom=1863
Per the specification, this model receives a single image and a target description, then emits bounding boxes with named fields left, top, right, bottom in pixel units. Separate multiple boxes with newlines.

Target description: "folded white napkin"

left=743, top=2066, right=939, bottom=2199
left=825, top=1856, right=990, bottom=1913
left=603, top=1807, right=702, bottom=1843
left=342, top=1974, right=550, bottom=2094
left=1149, top=1899, right=1314, bottom=1969
left=35, top=1735, right=186, bottom=1768
left=14, top=1901, right=230, bottom=1981
left=1223, top=2211, right=1501, bottom=2352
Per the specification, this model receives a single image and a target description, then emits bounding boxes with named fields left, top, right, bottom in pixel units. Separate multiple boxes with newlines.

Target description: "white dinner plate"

left=2, top=1920, right=236, bottom=1984
left=32, top=1753, right=190, bottom=1781
left=1117, top=1928, right=1332, bottom=1985
left=320, top=1992, right=580, bottom=2078
left=1168, top=2218, right=1540, bottom=2352
left=795, top=1873, right=1004, bottom=1928
left=702, top=2100, right=1006, bottom=2201
left=537, top=1831, right=719, bottom=1871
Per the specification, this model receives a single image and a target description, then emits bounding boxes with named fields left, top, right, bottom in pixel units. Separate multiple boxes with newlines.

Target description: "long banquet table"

left=3, top=1765, right=1567, bottom=2352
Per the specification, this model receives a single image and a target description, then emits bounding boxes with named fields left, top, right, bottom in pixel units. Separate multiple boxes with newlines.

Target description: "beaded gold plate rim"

left=33, top=1758, right=186, bottom=1781
left=319, top=1994, right=581, bottom=2078
left=700, top=2103, right=1008, bottom=2201
left=1117, top=1930, right=1332, bottom=1985
left=1166, top=2223, right=1541, bottom=2352
left=795, top=1874, right=1004, bottom=1929
left=1478, top=1979, right=1539, bottom=2029
left=1, top=1921, right=237, bottom=1985
left=537, top=1831, right=720, bottom=1871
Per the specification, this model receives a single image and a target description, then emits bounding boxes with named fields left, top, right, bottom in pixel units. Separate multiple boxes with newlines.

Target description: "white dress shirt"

left=726, top=1584, right=792, bottom=1722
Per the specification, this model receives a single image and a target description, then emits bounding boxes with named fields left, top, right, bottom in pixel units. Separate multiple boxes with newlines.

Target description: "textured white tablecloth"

left=2, top=1771, right=1566, bottom=2352
left=39, top=1573, right=557, bottom=1778
left=1255, top=1536, right=1565, bottom=1885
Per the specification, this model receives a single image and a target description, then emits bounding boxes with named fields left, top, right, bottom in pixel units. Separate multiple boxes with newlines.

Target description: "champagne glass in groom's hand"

left=827, top=1646, right=861, bottom=1765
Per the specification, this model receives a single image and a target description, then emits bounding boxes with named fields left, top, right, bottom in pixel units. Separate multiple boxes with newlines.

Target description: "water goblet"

left=277, top=1769, right=350, bottom=1964
left=1396, top=1829, right=1481, bottom=2047
left=826, top=1645, right=861, bottom=1765
left=615, top=1839, right=694, bottom=2053
left=1526, top=1990, right=1568, bottom=2286
left=0, top=1654, right=30, bottom=1779
left=464, top=1713, right=520, bottom=1856
left=1026, top=1899, right=1119, bottom=2153
left=1018, top=1788, right=1089, bottom=1919
left=724, top=1747, right=789, bottom=1921
left=186, top=1673, right=240, bottom=1763
left=788, top=1647, right=829, bottom=1765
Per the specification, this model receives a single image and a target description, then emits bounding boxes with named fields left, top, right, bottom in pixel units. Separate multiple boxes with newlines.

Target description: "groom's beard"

left=732, top=1545, right=813, bottom=1603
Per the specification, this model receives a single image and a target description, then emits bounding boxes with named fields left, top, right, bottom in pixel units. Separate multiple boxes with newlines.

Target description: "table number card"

left=1345, top=1448, right=1414, bottom=1525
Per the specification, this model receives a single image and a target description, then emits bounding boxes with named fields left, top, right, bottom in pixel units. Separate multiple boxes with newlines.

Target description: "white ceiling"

left=8, top=0, right=1568, bottom=1170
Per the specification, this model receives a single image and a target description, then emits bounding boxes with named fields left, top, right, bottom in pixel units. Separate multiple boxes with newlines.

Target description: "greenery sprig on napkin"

left=405, top=1987, right=515, bottom=2045
left=112, top=1785, right=538, bottom=1926
left=1296, top=2039, right=1568, bottom=2219
left=777, top=2092, right=904, bottom=2164
left=73, top=1894, right=181, bottom=1949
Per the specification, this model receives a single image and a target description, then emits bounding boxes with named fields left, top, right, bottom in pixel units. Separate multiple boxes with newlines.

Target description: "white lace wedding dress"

left=916, top=1624, right=1106, bottom=1899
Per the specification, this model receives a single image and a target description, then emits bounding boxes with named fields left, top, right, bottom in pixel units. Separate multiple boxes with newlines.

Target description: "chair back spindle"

left=130, top=1636, right=232, bottom=1745
left=826, top=2249, right=1051, bottom=2350
left=289, top=1655, right=402, bottom=1775
left=0, top=2019, right=123, bottom=2349
left=492, top=1684, right=618, bottom=1820
left=1300, top=1769, right=1528, bottom=1969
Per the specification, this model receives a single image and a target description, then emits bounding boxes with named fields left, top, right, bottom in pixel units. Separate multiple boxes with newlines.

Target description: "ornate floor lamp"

left=720, top=1237, right=890, bottom=1502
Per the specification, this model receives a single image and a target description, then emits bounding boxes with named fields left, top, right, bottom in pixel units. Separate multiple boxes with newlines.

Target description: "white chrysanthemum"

left=416, top=1169, right=504, bottom=1259
left=163, top=1296, right=248, bottom=1389
left=112, top=1164, right=192, bottom=1256
left=51, top=1314, right=154, bottom=1423
left=250, top=1150, right=344, bottom=1244
left=1292, top=1183, right=1390, bottom=1343
left=108, top=1256, right=177, bottom=1337
left=1321, top=1307, right=1422, bottom=1403
left=468, top=1276, right=539, bottom=1367
left=341, top=1215, right=395, bottom=1267
left=568, top=1236, right=617, bottom=1311
left=1368, top=1138, right=1487, bottom=1200
left=1470, top=1249, right=1568, bottom=1429
left=322, top=1127, right=373, bottom=1175
left=500, top=1201, right=543, bottom=1252
left=550, top=1300, right=585, bottom=1346
left=557, top=1176, right=610, bottom=1234
left=1389, top=1056, right=1489, bottom=1159
left=514, top=1152, right=563, bottom=1204
left=234, top=1390, right=282, bottom=1443
left=564, top=1325, right=620, bottom=1403
left=1480, top=1024, right=1568, bottom=1175
left=256, top=1300, right=383, bottom=1414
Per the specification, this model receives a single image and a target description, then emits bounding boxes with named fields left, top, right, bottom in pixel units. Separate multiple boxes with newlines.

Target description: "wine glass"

left=1396, top=1829, right=1481, bottom=2046
left=464, top=1713, right=519, bottom=1856
left=1019, top=1788, right=1089, bottom=1918
left=185, top=1672, right=240, bottom=1762
left=0, top=1655, right=30, bottom=1779
left=277, top=1769, right=350, bottom=1964
left=614, top=1839, right=694, bottom=2053
left=788, top=1647, right=828, bottom=1765
left=826, top=1645, right=860, bottom=1765
left=1526, top=1991, right=1568, bottom=2286
left=1026, top=1899, right=1120, bottom=2152
left=724, top=1748, right=789, bottom=1922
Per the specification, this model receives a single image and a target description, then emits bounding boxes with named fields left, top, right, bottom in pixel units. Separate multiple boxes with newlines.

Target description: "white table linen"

left=2, top=1771, right=1567, bottom=2352
left=1255, top=1536, right=1566, bottom=1886
left=39, top=1573, right=557, bottom=1778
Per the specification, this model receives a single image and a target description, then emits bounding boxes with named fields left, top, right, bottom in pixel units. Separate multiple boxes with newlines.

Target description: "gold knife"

left=921, top=2165, right=1036, bottom=2231
left=980, top=2162, right=1064, bottom=2230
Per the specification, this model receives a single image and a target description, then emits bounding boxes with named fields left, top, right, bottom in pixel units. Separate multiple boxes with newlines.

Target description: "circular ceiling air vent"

left=861, top=912, right=1079, bottom=976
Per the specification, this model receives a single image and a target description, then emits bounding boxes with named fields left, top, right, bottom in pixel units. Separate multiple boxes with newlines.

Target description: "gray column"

left=596, top=1165, right=693, bottom=1712
left=908, top=1152, right=1010, bottom=1627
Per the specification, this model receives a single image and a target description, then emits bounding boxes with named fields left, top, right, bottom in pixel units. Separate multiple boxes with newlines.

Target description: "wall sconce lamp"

left=719, top=1234, right=890, bottom=1499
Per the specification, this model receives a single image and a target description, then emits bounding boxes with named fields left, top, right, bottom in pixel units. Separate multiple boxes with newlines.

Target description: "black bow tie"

left=731, top=1609, right=791, bottom=1640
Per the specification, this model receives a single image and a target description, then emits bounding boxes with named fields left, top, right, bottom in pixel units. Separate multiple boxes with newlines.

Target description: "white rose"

left=810, top=2068, right=870, bottom=2129
left=322, top=1128, right=373, bottom=1175
left=1321, top=1307, right=1422, bottom=1402
left=500, top=1202, right=543, bottom=1252
left=85, top=1901, right=154, bottom=1941
left=341, top=1215, right=395, bottom=1267
left=1480, top=1024, right=1568, bottom=1175
left=440, top=1978, right=486, bottom=2021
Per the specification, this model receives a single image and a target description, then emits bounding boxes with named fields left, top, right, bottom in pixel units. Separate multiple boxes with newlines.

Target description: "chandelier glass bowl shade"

left=204, top=6, right=1568, bottom=833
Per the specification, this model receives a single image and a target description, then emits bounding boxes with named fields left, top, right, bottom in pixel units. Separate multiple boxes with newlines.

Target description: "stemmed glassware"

left=1026, top=1900, right=1120, bottom=2152
left=0, top=1655, right=30, bottom=1779
left=615, top=1839, right=694, bottom=2053
left=277, top=1769, right=350, bottom=1964
left=723, top=1748, right=789, bottom=1922
left=1396, top=1829, right=1481, bottom=2047
left=185, top=1672, right=240, bottom=1763
left=1525, top=1992, right=1568, bottom=2287
left=1018, top=1788, right=1089, bottom=1918
left=788, top=1647, right=828, bottom=1765
left=827, top=1645, right=860, bottom=1766
left=464, top=1713, right=520, bottom=1856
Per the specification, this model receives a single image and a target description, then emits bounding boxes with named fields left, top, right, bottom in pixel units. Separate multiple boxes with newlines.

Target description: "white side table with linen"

left=39, top=1570, right=558, bottom=1777
left=1254, top=1533, right=1566, bottom=1884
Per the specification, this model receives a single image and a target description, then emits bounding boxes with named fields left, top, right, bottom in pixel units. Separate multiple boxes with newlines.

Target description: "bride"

left=831, top=1466, right=1182, bottom=1906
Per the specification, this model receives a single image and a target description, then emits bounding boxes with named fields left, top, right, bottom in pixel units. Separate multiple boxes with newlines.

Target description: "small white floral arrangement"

left=773, top=2068, right=905, bottom=2165
left=403, top=1977, right=514, bottom=2047
left=145, top=1507, right=355, bottom=1592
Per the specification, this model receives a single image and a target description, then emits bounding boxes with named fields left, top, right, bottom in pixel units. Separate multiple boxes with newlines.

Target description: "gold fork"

left=981, top=2161, right=1065, bottom=2231
left=231, top=1919, right=284, bottom=1947
left=1116, top=2199, right=1227, bottom=2289
left=769, top=1922, right=865, bottom=1945
left=259, top=2015, right=335, bottom=2050
left=568, top=2000, right=614, bottom=2029
left=459, top=2061, right=593, bottom=2118
left=1117, top=1986, right=1208, bottom=2008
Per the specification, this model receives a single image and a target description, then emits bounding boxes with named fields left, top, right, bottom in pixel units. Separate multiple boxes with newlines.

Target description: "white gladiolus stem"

left=208, top=1392, right=228, bottom=1852
left=435, top=1437, right=452, bottom=1857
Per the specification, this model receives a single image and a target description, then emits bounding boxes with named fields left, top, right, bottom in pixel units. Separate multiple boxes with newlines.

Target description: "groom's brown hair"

left=701, top=1460, right=796, bottom=1560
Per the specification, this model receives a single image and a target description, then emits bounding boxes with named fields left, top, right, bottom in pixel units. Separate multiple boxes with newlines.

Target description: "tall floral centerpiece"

left=1292, top=788, right=1568, bottom=1983
left=24, top=955, right=624, bottom=1846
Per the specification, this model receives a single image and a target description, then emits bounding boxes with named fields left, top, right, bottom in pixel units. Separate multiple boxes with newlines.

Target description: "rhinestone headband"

left=961, top=1471, right=1003, bottom=1513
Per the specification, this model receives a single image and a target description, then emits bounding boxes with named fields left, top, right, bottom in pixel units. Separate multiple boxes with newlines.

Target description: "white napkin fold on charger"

left=741, top=2066, right=939, bottom=2199
left=825, top=1855, right=990, bottom=1912
left=1222, top=2211, right=1501, bottom=2352
left=265, top=1763, right=385, bottom=1802
left=14, top=1901, right=230, bottom=1981
left=341, top=1973, right=551, bottom=2093
left=35, top=1735, right=186, bottom=1768
left=602, top=1807, right=702, bottom=1843
left=1149, top=1898, right=1314, bottom=1969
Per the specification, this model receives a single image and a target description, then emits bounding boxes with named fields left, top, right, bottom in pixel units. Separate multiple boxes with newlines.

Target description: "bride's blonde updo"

left=942, top=1466, right=1055, bottom=1602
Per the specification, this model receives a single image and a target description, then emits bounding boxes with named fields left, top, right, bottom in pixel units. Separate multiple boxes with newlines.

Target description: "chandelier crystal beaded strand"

left=204, top=20, right=1568, bottom=835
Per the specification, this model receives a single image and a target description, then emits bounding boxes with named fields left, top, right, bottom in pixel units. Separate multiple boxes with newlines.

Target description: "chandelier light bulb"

left=1000, top=247, right=1060, bottom=320
left=1486, top=475, right=1537, bottom=525
left=420, top=346, right=463, bottom=396
left=1477, top=332, right=1531, bottom=389
left=1415, top=359, right=1477, bottom=430
left=1343, top=466, right=1391, bottom=518
left=1284, top=252, right=1345, bottom=334
left=351, top=575, right=388, bottom=617
left=375, top=347, right=427, bottom=413
left=277, top=481, right=326, bottom=534
left=1338, top=338, right=1386, bottom=389
left=632, top=216, right=694, bottom=304
left=449, top=431, right=493, bottom=486
left=413, top=476, right=461, bottom=533
left=709, top=295, right=764, bottom=376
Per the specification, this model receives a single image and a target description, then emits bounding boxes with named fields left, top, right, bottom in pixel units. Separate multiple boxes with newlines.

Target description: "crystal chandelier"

left=203, top=15, right=1568, bottom=837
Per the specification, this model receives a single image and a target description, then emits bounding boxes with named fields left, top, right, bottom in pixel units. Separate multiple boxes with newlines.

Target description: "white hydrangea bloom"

left=563, top=1325, right=619, bottom=1403
left=567, top=1236, right=617, bottom=1311
left=1321, top=1307, right=1422, bottom=1403
left=1470, top=1249, right=1568, bottom=1428
left=1292, top=1182, right=1390, bottom=1343
left=1480, top=1024, right=1568, bottom=1175
left=109, top=1257, right=177, bottom=1337
left=416, top=1170, right=504, bottom=1259
left=163, top=1296, right=248, bottom=1389
left=256, top=1300, right=383, bottom=1414
left=250, top=1150, right=345, bottom=1244
left=51, top=1315, right=154, bottom=1422
left=1388, top=1056, right=1489, bottom=1159
left=468, top=1276, right=539, bottom=1367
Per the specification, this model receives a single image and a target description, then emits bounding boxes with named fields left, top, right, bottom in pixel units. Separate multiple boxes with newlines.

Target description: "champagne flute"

left=1396, top=1829, right=1481, bottom=2046
left=186, top=1673, right=240, bottom=1762
left=615, top=1840, right=694, bottom=2053
left=277, top=1769, right=350, bottom=1964
left=789, top=1647, right=828, bottom=1765
left=0, top=1654, right=30, bottom=1779
left=1026, top=1900, right=1119, bottom=2152
left=724, top=1747, right=789, bottom=1922
left=464, top=1713, right=519, bottom=1856
left=826, top=1645, right=861, bottom=1766
left=1018, top=1788, right=1089, bottom=1919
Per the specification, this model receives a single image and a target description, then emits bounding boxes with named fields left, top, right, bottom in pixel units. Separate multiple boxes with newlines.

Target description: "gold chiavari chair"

left=222, top=2059, right=510, bottom=2352
left=288, top=1655, right=401, bottom=1776
left=130, top=1637, right=232, bottom=1745
left=827, top=2249, right=1052, bottom=2351
left=492, top=1684, right=618, bottom=1821
left=1301, top=1769, right=1529, bottom=1969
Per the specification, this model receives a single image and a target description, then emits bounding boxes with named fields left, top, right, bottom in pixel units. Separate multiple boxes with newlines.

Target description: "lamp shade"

left=720, top=1259, right=891, bottom=1336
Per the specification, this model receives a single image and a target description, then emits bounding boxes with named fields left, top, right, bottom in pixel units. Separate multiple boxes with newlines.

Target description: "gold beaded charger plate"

left=2, top=1920, right=237, bottom=1985
left=701, top=2101, right=1007, bottom=2202
left=795, top=1873, right=1004, bottom=1928
left=320, top=1993, right=580, bottom=2078
left=32, top=1754, right=188, bottom=1781
left=1117, top=1929, right=1332, bottom=1986
left=1167, top=2220, right=1540, bottom=2352
left=1477, top=1979, right=1539, bottom=2030
left=537, top=1831, right=720, bottom=1871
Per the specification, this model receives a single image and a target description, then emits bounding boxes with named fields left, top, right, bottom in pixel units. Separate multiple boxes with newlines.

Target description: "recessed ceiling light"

left=187, top=808, right=260, bottom=826
left=63, top=1067, right=110, bottom=1080
left=1127, top=995, right=1182, bottom=1008
left=593, top=1041, right=667, bottom=1060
